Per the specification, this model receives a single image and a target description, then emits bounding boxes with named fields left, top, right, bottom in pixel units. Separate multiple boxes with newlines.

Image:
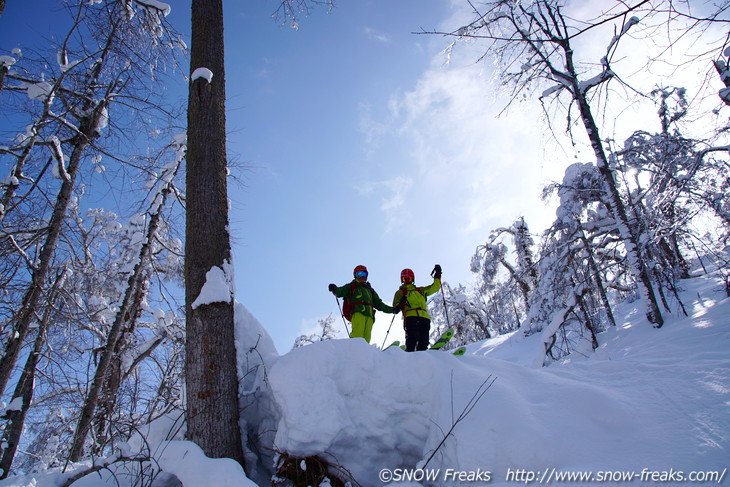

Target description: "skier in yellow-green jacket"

left=393, top=265, right=442, bottom=351
left=328, top=265, right=401, bottom=344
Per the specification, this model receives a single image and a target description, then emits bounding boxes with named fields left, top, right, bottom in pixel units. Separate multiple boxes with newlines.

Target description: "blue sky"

left=219, top=0, right=562, bottom=351
left=3, top=1, right=721, bottom=353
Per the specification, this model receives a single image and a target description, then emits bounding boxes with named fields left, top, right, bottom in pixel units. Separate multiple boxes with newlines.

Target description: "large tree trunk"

left=185, top=0, right=244, bottom=464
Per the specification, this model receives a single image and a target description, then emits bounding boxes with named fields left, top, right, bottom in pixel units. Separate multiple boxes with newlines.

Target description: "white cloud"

left=364, top=27, right=391, bottom=44
left=357, top=176, right=415, bottom=232
left=382, top=61, right=564, bottom=239
left=368, top=0, right=728, bottom=245
left=358, top=102, right=389, bottom=157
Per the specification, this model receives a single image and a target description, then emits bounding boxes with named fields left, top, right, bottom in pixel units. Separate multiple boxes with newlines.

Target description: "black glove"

left=328, top=283, right=337, bottom=293
left=395, top=303, right=405, bottom=313
left=432, top=264, right=442, bottom=279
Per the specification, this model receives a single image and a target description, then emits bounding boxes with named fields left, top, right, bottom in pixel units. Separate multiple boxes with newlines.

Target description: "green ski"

left=430, top=329, right=454, bottom=350
left=389, top=329, right=462, bottom=354
left=452, top=346, right=466, bottom=356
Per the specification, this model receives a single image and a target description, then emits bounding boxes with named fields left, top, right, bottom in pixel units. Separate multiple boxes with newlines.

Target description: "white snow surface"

left=191, top=261, right=234, bottom=309
left=2, top=268, right=728, bottom=487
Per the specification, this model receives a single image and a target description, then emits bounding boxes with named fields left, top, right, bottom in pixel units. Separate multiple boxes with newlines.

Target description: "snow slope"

left=1, top=269, right=728, bottom=486
left=267, top=268, right=729, bottom=486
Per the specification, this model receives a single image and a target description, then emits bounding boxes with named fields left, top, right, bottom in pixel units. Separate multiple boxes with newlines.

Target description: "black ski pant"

left=404, top=316, right=431, bottom=352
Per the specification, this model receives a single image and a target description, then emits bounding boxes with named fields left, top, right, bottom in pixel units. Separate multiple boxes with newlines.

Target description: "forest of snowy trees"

left=426, top=1, right=730, bottom=367
left=0, top=0, right=187, bottom=478
left=0, top=0, right=729, bottom=484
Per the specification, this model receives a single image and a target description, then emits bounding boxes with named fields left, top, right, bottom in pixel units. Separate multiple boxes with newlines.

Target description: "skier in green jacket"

left=393, top=265, right=442, bottom=351
left=329, top=265, right=400, bottom=344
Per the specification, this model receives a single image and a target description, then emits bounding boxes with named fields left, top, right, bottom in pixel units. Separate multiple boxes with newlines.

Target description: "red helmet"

left=353, top=265, right=368, bottom=278
left=401, top=268, right=415, bottom=283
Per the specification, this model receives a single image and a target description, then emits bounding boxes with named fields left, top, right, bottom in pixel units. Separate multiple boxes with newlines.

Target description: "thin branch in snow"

left=7, top=235, right=36, bottom=271
left=421, top=372, right=497, bottom=469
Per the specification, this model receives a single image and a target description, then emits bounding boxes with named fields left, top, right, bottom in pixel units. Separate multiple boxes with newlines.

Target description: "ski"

left=387, top=330, right=463, bottom=355
left=429, top=328, right=454, bottom=350
left=391, top=342, right=465, bottom=356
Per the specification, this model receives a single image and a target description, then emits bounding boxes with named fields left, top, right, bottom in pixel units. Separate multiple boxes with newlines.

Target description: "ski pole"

left=334, top=296, right=351, bottom=336
left=432, top=267, right=451, bottom=328
left=381, top=313, right=398, bottom=349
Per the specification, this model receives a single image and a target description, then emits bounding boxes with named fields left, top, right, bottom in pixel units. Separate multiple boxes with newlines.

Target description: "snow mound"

left=0, top=440, right=254, bottom=487
left=270, top=339, right=447, bottom=483
left=234, top=301, right=281, bottom=485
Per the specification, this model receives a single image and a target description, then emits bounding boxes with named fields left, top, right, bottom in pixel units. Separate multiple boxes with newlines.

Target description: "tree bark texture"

left=185, top=0, right=244, bottom=464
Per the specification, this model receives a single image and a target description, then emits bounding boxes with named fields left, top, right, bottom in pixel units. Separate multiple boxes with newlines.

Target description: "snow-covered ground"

left=2, top=267, right=728, bottom=486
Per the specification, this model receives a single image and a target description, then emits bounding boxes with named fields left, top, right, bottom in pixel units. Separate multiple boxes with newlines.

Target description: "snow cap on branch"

left=135, top=0, right=172, bottom=17
left=0, top=55, right=16, bottom=67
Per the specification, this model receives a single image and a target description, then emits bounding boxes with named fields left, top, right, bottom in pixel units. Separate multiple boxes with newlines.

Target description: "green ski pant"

left=350, top=312, right=374, bottom=343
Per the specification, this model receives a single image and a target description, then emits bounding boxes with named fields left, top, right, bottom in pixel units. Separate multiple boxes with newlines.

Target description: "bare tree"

left=0, top=0, right=186, bottom=473
left=273, top=0, right=334, bottom=25
left=293, top=314, right=340, bottom=348
left=0, top=42, right=113, bottom=396
left=437, top=0, right=669, bottom=326
left=0, top=268, right=67, bottom=478
left=68, top=154, right=183, bottom=462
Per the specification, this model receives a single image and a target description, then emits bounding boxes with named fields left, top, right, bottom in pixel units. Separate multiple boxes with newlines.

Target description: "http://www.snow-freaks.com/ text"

left=378, top=466, right=728, bottom=484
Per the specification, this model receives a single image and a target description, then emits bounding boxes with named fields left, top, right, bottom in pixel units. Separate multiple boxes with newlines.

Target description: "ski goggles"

left=355, top=270, right=368, bottom=278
